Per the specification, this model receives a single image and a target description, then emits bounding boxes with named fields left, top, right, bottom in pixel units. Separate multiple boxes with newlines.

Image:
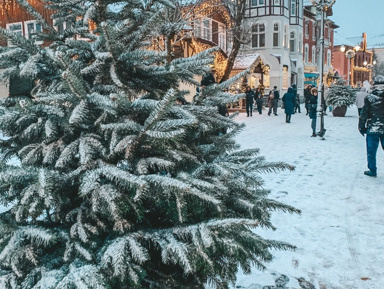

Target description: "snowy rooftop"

left=368, top=34, right=384, bottom=49
left=232, top=54, right=260, bottom=70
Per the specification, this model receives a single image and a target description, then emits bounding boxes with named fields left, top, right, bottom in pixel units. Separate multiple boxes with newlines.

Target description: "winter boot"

left=364, top=170, right=377, bottom=177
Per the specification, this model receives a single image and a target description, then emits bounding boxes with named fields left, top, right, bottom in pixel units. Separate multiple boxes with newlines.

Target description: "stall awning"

left=305, top=73, right=319, bottom=78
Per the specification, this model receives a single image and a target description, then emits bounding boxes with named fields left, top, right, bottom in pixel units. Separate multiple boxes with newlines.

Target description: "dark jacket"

left=304, top=88, right=312, bottom=105
left=273, top=89, right=280, bottom=100
left=359, top=92, right=384, bottom=135
left=9, top=75, right=34, bottom=98
left=245, top=89, right=254, bottom=105
left=282, top=87, right=296, bottom=114
left=308, top=94, right=318, bottom=119
left=201, top=72, right=215, bottom=86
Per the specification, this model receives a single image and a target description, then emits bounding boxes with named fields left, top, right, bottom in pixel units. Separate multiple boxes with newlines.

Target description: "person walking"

left=308, top=87, right=318, bottom=137
left=268, top=86, right=280, bottom=116
left=304, top=85, right=312, bottom=115
left=356, top=87, right=368, bottom=116
left=358, top=76, right=384, bottom=177
left=292, top=84, right=301, bottom=113
left=245, top=86, right=254, bottom=117
left=255, top=88, right=263, bottom=114
left=282, top=87, right=296, bottom=123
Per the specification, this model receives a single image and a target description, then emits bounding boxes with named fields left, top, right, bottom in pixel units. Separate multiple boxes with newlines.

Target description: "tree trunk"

left=219, top=0, right=247, bottom=83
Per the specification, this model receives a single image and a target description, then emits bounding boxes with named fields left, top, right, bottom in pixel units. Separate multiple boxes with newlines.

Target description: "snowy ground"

left=1, top=105, right=383, bottom=289
left=232, top=105, right=384, bottom=289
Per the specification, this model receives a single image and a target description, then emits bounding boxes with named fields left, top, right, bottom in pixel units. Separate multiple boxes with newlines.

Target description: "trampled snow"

left=231, top=105, right=384, bottom=289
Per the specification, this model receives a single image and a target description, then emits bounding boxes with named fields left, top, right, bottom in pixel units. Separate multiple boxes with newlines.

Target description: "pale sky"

left=331, top=0, right=384, bottom=38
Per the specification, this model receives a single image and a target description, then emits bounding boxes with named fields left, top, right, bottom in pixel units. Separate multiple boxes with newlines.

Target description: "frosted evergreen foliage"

left=0, top=0, right=299, bottom=288
left=327, top=78, right=357, bottom=108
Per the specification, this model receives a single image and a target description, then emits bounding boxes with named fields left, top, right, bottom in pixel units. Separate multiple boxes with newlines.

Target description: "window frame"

left=251, top=23, right=266, bottom=48
left=273, top=23, right=280, bottom=47
left=304, top=44, right=309, bottom=63
left=24, top=20, right=43, bottom=44
left=6, top=22, right=23, bottom=47
left=312, top=45, right=316, bottom=64
left=251, top=0, right=265, bottom=7
left=290, top=0, right=296, bottom=16
left=289, top=31, right=295, bottom=52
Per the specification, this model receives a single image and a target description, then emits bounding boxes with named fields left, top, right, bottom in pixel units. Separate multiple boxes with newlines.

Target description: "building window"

left=251, top=0, right=265, bottom=6
left=284, top=25, right=288, bottom=48
left=312, top=22, right=316, bottom=40
left=273, top=23, right=279, bottom=47
left=218, top=23, right=226, bottom=51
left=290, top=0, right=296, bottom=16
left=328, top=29, right=331, bottom=40
left=290, top=31, right=295, bottom=52
left=251, top=23, right=265, bottom=48
left=274, top=0, right=280, bottom=4
left=312, top=46, right=316, bottom=64
left=203, top=19, right=210, bottom=40
left=6, top=22, right=23, bottom=46
left=193, top=19, right=201, bottom=38
left=304, top=44, right=309, bottom=63
left=327, top=49, right=331, bottom=66
left=24, top=20, right=42, bottom=42
left=283, top=66, right=288, bottom=89
left=305, top=20, right=309, bottom=38
left=299, top=33, right=302, bottom=53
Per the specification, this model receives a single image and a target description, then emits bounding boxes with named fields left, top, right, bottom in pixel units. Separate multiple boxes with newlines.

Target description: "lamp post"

left=311, top=0, right=336, bottom=138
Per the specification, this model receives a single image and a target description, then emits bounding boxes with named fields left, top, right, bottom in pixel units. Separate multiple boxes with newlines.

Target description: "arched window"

left=252, top=23, right=265, bottom=48
left=273, top=23, right=279, bottom=47
left=304, top=44, right=309, bottom=63
left=290, top=31, right=295, bottom=52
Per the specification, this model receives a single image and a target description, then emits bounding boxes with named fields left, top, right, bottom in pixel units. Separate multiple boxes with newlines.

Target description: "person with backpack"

left=358, top=76, right=384, bottom=177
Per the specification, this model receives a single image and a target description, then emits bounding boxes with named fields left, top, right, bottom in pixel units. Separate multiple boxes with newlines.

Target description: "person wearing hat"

left=304, top=84, right=313, bottom=115
left=358, top=75, right=384, bottom=177
left=308, top=87, right=318, bottom=137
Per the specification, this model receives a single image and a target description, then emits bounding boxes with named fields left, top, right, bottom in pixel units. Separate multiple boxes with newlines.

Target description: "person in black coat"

left=254, top=88, right=263, bottom=114
left=358, top=76, right=384, bottom=177
left=308, top=87, right=318, bottom=137
left=200, top=69, right=215, bottom=87
left=245, top=86, right=254, bottom=117
left=304, top=85, right=312, bottom=115
left=282, top=87, right=296, bottom=123
left=291, top=84, right=301, bottom=113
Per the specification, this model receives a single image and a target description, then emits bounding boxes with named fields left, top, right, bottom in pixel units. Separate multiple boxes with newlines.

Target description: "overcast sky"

left=330, top=0, right=384, bottom=38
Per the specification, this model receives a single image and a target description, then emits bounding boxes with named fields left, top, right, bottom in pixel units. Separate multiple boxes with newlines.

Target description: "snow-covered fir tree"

left=327, top=78, right=357, bottom=109
left=0, top=0, right=299, bottom=288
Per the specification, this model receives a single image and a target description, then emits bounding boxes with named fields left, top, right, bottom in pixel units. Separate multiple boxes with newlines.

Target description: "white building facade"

left=240, top=0, right=304, bottom=96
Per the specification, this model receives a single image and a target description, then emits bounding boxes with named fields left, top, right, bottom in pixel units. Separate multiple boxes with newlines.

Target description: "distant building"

left=239, top=0, right=304, bottom=97
left=333, top=33, right=373, bottom=86
left=303, top=1, right=338, bottom=89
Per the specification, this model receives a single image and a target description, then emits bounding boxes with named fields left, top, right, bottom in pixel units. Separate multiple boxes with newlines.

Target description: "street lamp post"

left=311, top=0, right=336, bottom=138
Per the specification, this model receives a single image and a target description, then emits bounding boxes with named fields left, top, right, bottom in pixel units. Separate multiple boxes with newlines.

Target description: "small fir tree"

left=0, top=0, right=299, bottom=288
left=327, top=78, right=357, bottom=109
